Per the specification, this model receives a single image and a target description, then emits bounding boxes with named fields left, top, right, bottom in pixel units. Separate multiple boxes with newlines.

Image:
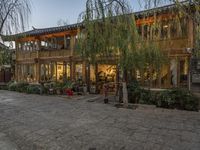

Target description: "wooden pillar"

left=70, top=36, right=75, bottom=56
left=141, top=25, right=144, bottom=41
left=63, top=61, right=67, bottom=83
left=82, top=61, right=86, bottom=82
left=177, top=58, right=180, bottom=87
left=95, top=63, right=99, bottom=93
left=36, top=62, right=40, bottom=82
left=15, top=63, right=18, bottom=81
left=55, top=62, right=57, bottom=82
left=51, top=38, right=54, bottom=49
left=167, top=65, right=171, bottom=88
left=70, top=61, right=75, bottom=81
left=188, top=17, right=194, bottom=48
left=64, top=35, right=67, bottom=49
left=158, top=69, right=162, bottom=88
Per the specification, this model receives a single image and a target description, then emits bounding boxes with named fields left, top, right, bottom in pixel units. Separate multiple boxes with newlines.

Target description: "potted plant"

left=55, top=82, right=63, bottom=95
left=63, top=81, right=73, bottom=96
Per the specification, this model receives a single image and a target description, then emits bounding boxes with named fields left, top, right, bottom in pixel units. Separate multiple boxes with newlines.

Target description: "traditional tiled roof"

left=2, top=1, right=190, bottom=41
left=2, top=23, right=83, bottom=40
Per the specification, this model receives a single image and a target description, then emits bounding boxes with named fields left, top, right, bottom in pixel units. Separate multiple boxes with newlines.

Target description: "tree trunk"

left=122, top=69, right=128, bottom=106
left=122, top=82, right=128, bottom=105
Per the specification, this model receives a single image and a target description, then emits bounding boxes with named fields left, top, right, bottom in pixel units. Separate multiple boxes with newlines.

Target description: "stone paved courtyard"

left=0, top=90, right=200, bottom=150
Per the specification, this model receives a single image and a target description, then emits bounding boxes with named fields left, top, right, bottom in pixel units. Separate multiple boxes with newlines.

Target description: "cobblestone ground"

left=0, top=90, right=200, bottom=150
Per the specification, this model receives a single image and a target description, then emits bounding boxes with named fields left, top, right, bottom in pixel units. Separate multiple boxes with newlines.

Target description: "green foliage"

left=15, top=82, right=29, bottom=93
left=127, top=80, right=141, bottom=103
left=8, top=81, right=29, bottom=92
left=26, top=84, right=44, bottom=94
left=157, top=88, right=199, bottom=111
left=127, top=81, right=155, bottom=105
left=63, top=81, right=73, bottom=89
left=0, top=48, right=12, bottom=65
left=78, top=0, right=139, bottom=70
left=8, top=82, right=17, bottom=91
left=128, top=81, right=199, bottom=111
left=139, top=89, right=156, bottom=105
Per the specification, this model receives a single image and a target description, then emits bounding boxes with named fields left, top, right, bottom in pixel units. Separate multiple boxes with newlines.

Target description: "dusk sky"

left=29, top=0, right=142, bottom=30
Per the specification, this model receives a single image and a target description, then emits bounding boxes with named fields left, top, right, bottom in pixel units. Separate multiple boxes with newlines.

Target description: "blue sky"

left=29, top=0, right=141, bottom=30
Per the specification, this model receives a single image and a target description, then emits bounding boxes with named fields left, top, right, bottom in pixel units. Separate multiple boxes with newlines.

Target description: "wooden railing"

left=16, top=37, right=191, bottom=61
left=153, top=38, right=191, bottom=50
left=17, top=49, right=72, bottom=60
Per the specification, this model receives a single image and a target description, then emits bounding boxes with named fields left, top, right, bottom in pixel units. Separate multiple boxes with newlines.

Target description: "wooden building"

left=2, top=3, right=195, bottom=91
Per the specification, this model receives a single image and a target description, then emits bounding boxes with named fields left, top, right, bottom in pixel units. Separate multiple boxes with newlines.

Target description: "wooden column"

left=15, top=63, right=18, bottom=81
left=70, top=36, right=75, bottom=56
left=51, top=38, right=54, bottom=49
left=36, top=62, right=40, bottom=82
left=63, top=61, right=67, bottom=82
left=82, top=61, right=86, bottom=82
left=141, top=25, right=144, bottom=41
left=70, top=61, right=75, bottom=81
left=95, top=63, right=99, bottom=93
left=64, top=35, right=67, bottom=49
left=36, top=40, right=41, bottom=50
left=188, top=17, right=194, bottom=48
left=177, top=58, right=180, bottom=87
left=158, top=69, right=162, bottom=88
left=167, top=65, right=171, bottom=88
left=55, top=62, right=57, bottom=82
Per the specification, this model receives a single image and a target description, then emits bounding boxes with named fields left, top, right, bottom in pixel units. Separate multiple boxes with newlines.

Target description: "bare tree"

left=0, top=0, right=31, bottom=35
left=57, top=19, right=69, bottom=26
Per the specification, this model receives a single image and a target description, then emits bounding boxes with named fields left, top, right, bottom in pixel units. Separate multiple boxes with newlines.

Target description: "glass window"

left=57, top=62, right=64, bottom=81
left=75, top=64, right=83, bottom=81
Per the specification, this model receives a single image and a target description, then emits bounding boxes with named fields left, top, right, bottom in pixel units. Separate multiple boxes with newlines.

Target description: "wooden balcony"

left=16, top=49, right=73, bottom=62
left=153, top=37, right=191, bottom=50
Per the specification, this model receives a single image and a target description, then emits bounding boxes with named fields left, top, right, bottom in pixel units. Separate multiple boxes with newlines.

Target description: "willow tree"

left=140, top=0, right=200, bottom=57
left=0, top=0, right=31, bottom=35
left=139, top=41, right=167, bottom=88
left=77, top=0, right=140, bottom=104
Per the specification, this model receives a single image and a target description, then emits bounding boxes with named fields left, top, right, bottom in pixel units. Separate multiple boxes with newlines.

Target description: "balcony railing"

left=16, top=49, right=73, bottom=60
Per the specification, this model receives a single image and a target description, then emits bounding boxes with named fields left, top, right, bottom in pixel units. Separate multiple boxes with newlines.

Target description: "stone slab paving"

left=0, top=90, right=200, bottom=150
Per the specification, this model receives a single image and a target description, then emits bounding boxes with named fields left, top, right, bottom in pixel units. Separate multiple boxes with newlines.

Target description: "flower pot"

left=56, top=89, right=61, bottom=95
left=65, top=88, right=73, bottom=96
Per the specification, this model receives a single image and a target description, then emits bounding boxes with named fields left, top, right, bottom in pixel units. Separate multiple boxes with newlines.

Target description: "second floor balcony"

left=16, top=49, right=74, bottom=61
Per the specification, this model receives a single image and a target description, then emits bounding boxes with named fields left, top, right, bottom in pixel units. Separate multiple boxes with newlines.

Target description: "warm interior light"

left=163, top=25, right=168, bottom=28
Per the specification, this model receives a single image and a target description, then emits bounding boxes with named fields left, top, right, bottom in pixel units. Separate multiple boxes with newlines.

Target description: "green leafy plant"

left=26, top=84, right=44, bottom=94
left=157, top=88, right=199, bottom=111
left=8, top=82, right=17, bottom=91
left=63, top=81, right=73, bottom=90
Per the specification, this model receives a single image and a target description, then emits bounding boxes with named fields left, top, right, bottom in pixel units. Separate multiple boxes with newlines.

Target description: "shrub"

left=139, top=89, right=156, bottom=105
left=127, top=81, right=155, bottom=105
left=15, top=82, right=29, bottom=93
left=127, top=80, right=142, bottom=103
left=157, top=88, right=199, bottom=111
left=63, top=81, right=73, bottom=90
left=7, top=81, right=29, bottom=93
left=8, top=82, right=17, bottom=91
left=26, top=84, right=44, bottom=94
left=127, top=82, right=199, bottom=111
